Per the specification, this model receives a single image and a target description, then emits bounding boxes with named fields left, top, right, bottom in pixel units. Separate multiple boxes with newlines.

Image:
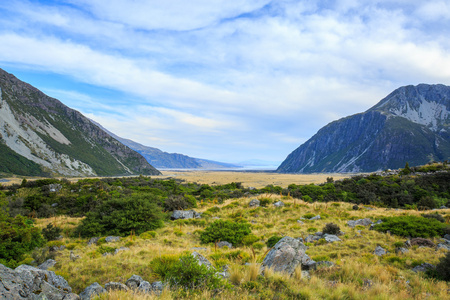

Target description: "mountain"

left=277, top=84, right=450, bottom=173
left=101, top=128, right=240, bottom=169
left=0, top=68, right=160, bottom=176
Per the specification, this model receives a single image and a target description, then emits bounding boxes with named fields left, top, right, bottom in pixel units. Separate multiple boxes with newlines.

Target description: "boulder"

left=105, top=236, right=121, bottom=243
left=437, top=243, right=450, bottom=251
left=248, top=199, right=260, bottom=207
left=137, top=281, right=152, bottom=293
left=38, top=259, right=57, bottom=270
left=15, top=264, right=72, bottom=293
left=324, top=234, right=341, bottom=243
left=125, top=275, right=144, bottom=289
left=310, top=215, right=321, bottom=220
left=104, top=282, right=129, bottom=292
left=261, top=236, right=314, bottom=275
left=411, top=263, right=435, bottom=273
left=48, top=184, right=63, bottom=193
left=114, top=247, right=130, bottom=255
left=374, top=246, right=387, bottom=256
left=347, top=218, right=373, bottom=228
left=395, top=247, right=409, bottom=254
left=62, top=294, right=80, bottom=300
left=171, top=210, right=202, bottom=220
left=444, top=234, right=450, bottom=241
left=217, top=241, right=233, bottom=249
left=79, top=282, right=106, bottom=300
left=151, top=281, right=163, bottom=295
left=191, top=252, right=214, bottom=269
left=1, top=263, right=34, bottom=299
left=87, top=237, right=100, bottom=246
left=273, top=201, right=285, bottom=207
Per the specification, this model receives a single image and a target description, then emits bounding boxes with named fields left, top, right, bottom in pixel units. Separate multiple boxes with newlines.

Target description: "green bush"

left=42, top=223, right=62, bottom=241
left=140, top=231, right=157, bottom=240
left=252, top=242, right=265, bottom=250
left=266, top=235, right=282, bottom=248
left=200, top=220, right=251, bottom=246
left=149, top=254, right=179, bottom=280
left=322, top=223, right=340, bottom=235
left=74, top=195, right=164, bottom=237
left=303, top=213, right=315, bottom=219
left=97, top=245, right=116, bottom=255
left=435, top=251, right=450, bottom=281
left=167, top=253, right=227, bottom=290
left=373, top=216, right=445, bottom=238
left=242, top=234, right=259, bottom=246
left=259, top=198, right=271, bottom=207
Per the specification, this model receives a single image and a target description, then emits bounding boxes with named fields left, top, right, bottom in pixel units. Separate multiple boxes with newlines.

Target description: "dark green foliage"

left=149, top=254, right=179, bottom=280
left=259, top=198, right=271, bottom=207
left=373, top=216, right=445, bottom=238
left=242, top=234, right=259, bottom=246
left=42, top=223, right=62, bottom=241
left=97, top=245, right=116, bottom=255
left=322, top=223, right=340, bottom=235
left=266, top=235, right=282, bottom=248
left=200, top=220, right=251, bottom=245
left=74, top=194, right=164, bottom=237
left=422, top=213, right=445, bottom=223
left=435, top=251, right=450, bottom=281
left=166, top=253, right=227, bottom=290
left=163, top=195, right=190, bottom=211
left=417, top=196, right=437, bottom=210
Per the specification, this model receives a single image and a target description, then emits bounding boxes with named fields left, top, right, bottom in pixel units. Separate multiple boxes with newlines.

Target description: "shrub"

left=74, top=195, right=164, bottom=237
left=266, top=235, right=282, bottom=248
left=42, top=223, right=62, bottom=241
left=303, top=213, right=315, bottom=219
left=97, top=245, right=116, bottom=255
left=200, top=220, right=251, bottom=245
left=206, top=206, right=220, bottom=214
left=149, top=254, right=179, bottom=280
left=252, top=242, right=265, bottom=250
left=435, top=251, right=450, bottom=281
left=166, top=253, right=226, bottom=290
left=259, top=198, right=271, bottom=207
left=322, top=223, right=340, bottom=235
left=422, top=213, right=445, bottom=223
left=242, top=234, right=259, bottom=246
left=307, top=227, right=318, bottom=233
left=373, top=216, right=445, bottom=238
left=140, top=231, right=157, bottom=240
left=410, top=238, right=435, bottom=248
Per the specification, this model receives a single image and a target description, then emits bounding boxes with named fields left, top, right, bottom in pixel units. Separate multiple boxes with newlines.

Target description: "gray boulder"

left=411, top=263, right=435, bottom=273
left=444, top=234, right=450, bottom=241
left=437, top=243, right=450, bottom=251
left=310, top=215, right=321, bottom=220
left=324, top=234, right=341, bottom=243
left=374, top=246, right=387, bottom=256
left=151, top=281, right=163, bottom=295
left=104, top=282, right=129, bottom=292
left=62, top=294, right=80, bottom=300
left=191, top=252, right=214, bottom=269
left=105, top=236, right=121, bottom=243
left=1, top=263, right=34, bottom=299
left=79, top=282, right=106, bottom=300
left=395, top=247, right=409, bottom=254
left=171, top=210, right=202, bottom=220
left=125, top=275, right=144, bottom=289
left=15, top=264, right=72, bottom=294
left=48, top=184, right=63, bottom=193
left=348, top=218, right=373, bottom=228
left=38, top=259, right=57, bottom=270
left=273, top=201, right=285, bottom=207
left=217, top=241, right=233, bottom=249
left=304, top=235, right=321, bottom=243
left=137, top=281, right=152, bottom=293
left=248, top=199, right=260, bottom=207
left=261, top=236, right=315, bottom=275
left=87, top=237, right=100, bottom=246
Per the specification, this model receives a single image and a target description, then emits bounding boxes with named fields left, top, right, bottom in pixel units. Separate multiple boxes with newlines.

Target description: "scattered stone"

left=38, top=259, right=57, bottom=270
left=217, top=241, right=233, bottom=249
left=79, top=282, right=106, bottom=300
left=151, top=281, right=164, bottom=295
left=444, top=234, right=450, bottom=241
left=126, top=275, right=144, bottom=289
left=374, top=246, right=387, bottom=256
left=248, top=199, right=260, bottom=207
left=310, top=215, right=321, bottom=220
left=305, top=235, right=321, bottom=243
left=297, top=220, right=304, bottom=224
left=436, top=243, right=450, bottom=251
left=105, top=236, right=121, bottom=243
left=440, top=206, right=448, bottom=209
left=63, top=293, right=80, bottom=300
left=192, top=251, right=214, bottom=269
left=273, top=201, right=285, bottom=207
left=105, top=282, right=129, bottom=292
left=395, top=247, right=409, bottom=255
left=50, top=245, right=66, bottom=252
left=411, top=263, right=435, bottom=273
left=261, top=236, right=315, bottom=275
left=137, top=281, right=152, bottom=293
left=51, top=203, right=59, bottom=207
left=301, top=271, right=311, bottom=280
left=171, top=210, right=202, bottom=220
left=114, top=247, right=130, bottom=255
left=348, top=218, right=373, bottom=228
left=324, top=234, right=341, bottom=243
left=87, top=237, right=100, bottom=246
left=70, top=251, right=81, bottom=262
left=48, top=184, right=63, bottom=193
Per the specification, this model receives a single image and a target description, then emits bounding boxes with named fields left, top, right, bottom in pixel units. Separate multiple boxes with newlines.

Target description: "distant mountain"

left=101, top=128, right=240, bottom=169
left=0, top=68, right=160, bottom=176
left=277, top=84, right=450, bottom=173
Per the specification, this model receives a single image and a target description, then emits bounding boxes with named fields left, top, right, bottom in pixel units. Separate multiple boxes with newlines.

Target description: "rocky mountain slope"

left=277, top=84, right=450, bottom=173
left=0, top=68, right=160, bottom=176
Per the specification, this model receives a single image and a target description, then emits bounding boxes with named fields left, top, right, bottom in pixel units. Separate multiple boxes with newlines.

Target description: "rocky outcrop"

left=277, top=84, right=450, bottom=173
left=79, top=282, right=106, bottom=300
left=261, top=236, right=315, bottom=275
left=374, top=246, right=387, bottom=256
left=411, top=263, right=436, bottom=273
left=347, top=218, right=373, bottom=228
left=248, top=199, right=260, bottom=207
left=171, top=210, right=202, bottom=220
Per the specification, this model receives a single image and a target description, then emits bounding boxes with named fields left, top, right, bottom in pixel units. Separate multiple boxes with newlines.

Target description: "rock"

left=114, top=247, right=129, bottom=255
left=151, top=281, right=163, bottom=295
left=79, top=282, right=106, bottom=300
left=63, top=293, right=80, bottom=300
left=273, top=201, right=285, bottom=207
left=1, top=263, right=34, bottom=299
left=105, top=236, right=121, bottom=243
left=316, top=261, right=335, bottom=268
left=171, top=210, right=202, bottom=220
left=410, top=238, right=435, bottom=248
left=374, top=246, right=387, bottom=256
left=137, top=281, right=151, bottom=293
left=50, top=245, right=66, bottom=252
left=192, top=252, right=214, bottom=269
left=70, top=251, right=81, bottom=262
left=51, top=203, right=59, bottom=207
left=125, top=275, right=144, bottom=289
left=48, top=184, right=63, bottom=193
left=15, top=264, right=72, bottom=294
left=217, top=241, right=233, bottom=249
left=395, top=247, right=409, bottom=254
left=437, top=243, right=450, bottom=251
left=38, top=259, right=57, bottom=270
left=305, top=235, right=321, bottom=243
left=347, top=218, right=373, bottom=228
left=440, top=206, right=448, bottom=209
left=261, top=236, right=314, bottom=275
left=411, top=263, right=435, bottom=273
left=404, top=240, right=412, bottom=248
left=324, top=234, right=341, bottom=243
left=444, top=234, right=450, bottom=241
left=301, top=271, right=311, bottom=280
left=297, top=220, right=304, bottom=224
left=105, top=282, right=129, bottom=292
left=363, top=279, right=374, bottom=288
left=310, top=215, right=321, bottom=220
left=248, top=199, right=260, bottom=207
left=138, top=281, right=163, bottom=295
left=87, top=237, right=100, bottom=246
left=314, top=232, right=323, bottom=236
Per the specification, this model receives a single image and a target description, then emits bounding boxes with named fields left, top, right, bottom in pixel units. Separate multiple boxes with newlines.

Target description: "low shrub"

left=410, top=238, right=435, bottom=248
left=252, top=242, right=265, bottom=250
left=140, top=231, right=157, bottom=240
left=206, top=206, right=220, bottom=214
left=303, top=213, right=315, bottom=219
left=149, top=254, right=179, bottom=280
left=242, top=234, right=259, bottom=246
left=200, top=220, right=251, bottom=245
left=97, top=245, right=116, bottom=255
left=307, top=227, right=318, bottom=233
left=435, top=251, right=450, bottom=281
left=259, top=198, right=272, bottom=207
left=422, top=213, right=445, bottom=223
left=266, top=235, right=282, bottom=248
left=42, top=223, right=62, bottom=241
left=322, top=223, right=340, bottom=235
left=372, top=216, right=445, bottom=238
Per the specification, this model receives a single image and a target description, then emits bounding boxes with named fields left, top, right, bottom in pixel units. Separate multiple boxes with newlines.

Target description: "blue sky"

left=1, top=1, right=450, bottom=165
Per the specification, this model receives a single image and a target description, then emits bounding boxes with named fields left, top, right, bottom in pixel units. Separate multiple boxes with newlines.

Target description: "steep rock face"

left=0, top=68, right=160, bottom=176
left=278, top=84, right=450, bottom=173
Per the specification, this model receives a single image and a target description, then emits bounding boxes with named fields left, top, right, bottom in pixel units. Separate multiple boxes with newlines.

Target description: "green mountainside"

left=0, top=68, right=160, bottom=176
left=278, top=84, right=450, bottom=173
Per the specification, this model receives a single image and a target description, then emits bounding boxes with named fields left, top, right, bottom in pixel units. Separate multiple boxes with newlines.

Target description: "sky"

left=1, top=1, right=450, bottom=166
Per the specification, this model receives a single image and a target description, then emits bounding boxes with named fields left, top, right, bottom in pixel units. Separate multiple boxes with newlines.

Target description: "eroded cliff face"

left=277, top=84, right=450, bottom=173
left=0, top=68, right=160, bottom=176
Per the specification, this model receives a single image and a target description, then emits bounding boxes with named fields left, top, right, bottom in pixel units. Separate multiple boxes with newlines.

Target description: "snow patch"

left=390, top=100, right=449, bottom=131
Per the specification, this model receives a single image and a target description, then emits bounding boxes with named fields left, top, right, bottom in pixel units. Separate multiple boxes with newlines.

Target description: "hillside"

left=277, top=84, right=450, bottom=173
left=0, top=68, right=160, bottom=176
